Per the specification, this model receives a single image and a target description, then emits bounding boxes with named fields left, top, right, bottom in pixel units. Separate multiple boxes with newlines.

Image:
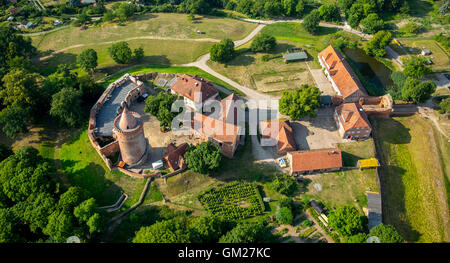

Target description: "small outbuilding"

left=421, top=49, right=431, bottom=56
left=283, top=51, right=307, bottom=63
left=152, top=160, right=164, bottom=170
left=357, top=158, right=380, bottom=169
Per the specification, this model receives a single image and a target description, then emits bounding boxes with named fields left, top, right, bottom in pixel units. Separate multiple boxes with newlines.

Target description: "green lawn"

left=373, top=115, right=449, bottom=242
left=301, top=169, right=379, bottom=212
left=37, top=39, right=214, bottom=77
left=208, top=41, right=315, bottom=94
left=59, top=129, right=147, bottom=208
left=31, top=13, right=257, bottom=51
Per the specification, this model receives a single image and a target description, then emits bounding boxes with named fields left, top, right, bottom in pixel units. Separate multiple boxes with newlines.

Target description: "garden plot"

left=198, top=182, right=265, bottom=220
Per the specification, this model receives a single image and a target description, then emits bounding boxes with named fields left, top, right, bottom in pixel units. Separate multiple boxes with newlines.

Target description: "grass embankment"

left=373, top=115, right=449, bottom=243
left=59, top=129, right=147, bottom=209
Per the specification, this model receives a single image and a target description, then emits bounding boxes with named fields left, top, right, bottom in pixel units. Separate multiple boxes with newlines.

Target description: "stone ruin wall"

left=87, top=73, right=164, bottom=178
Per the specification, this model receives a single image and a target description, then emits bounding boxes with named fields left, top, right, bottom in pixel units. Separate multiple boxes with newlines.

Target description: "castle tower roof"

left=118, top=105, right=138, bottom=130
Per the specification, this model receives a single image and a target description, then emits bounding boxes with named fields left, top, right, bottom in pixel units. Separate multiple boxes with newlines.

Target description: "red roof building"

left=259, top=120, right=297, bottom=155
left=163, top=143, right=189, bottom=172
left=190, top=93, right=245, bottom=158
left=170, top=74, right=219, bottom=111
left=318, top=45, right=367, bottom=102
left=287, top=148, right=343, bottom=175
left=334, top=102, right=372, bottom=140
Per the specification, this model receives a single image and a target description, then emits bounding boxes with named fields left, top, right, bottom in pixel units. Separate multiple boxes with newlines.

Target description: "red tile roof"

left=164, top=143, right=189, bottom=171
left=318, top=45, right=367, bottom=99
left=289, top=148, right=342, bottom=173
left=335, top=103, right=371, bottom=131
left=171, top=74, right=218, bottom=103
left=192, top=113, right=241, bottom=145
left=260, top=120, right=296, bottom=153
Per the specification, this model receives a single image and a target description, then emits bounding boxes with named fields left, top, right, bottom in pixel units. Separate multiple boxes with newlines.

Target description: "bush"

left=276, top=207, right=293, bottom=225
left=399, top=22, right=421, bottom=35
left=250, top=33, right=277, bottom=53
left=369, top=224, right=403, bottom=243
left=402, top=56, right=433, bottom=78
left=270, top=174, right=298, bottom=196
left=439, top=99, right=450, bottom=114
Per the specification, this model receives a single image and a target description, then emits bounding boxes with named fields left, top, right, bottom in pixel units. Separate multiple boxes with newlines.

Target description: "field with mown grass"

left=337, top=139, right=376, bottom=167
left=373, top=115, right=449, bottom=243
left=301, top=169, right=379, bottom=213
left=393, top=39, right=450, bottom=71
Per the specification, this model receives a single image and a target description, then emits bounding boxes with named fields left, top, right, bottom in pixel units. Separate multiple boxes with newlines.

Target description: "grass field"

left=37, top=39, right=213, bottom=77
left=59, top=129, right=148, bottom=209
left=31, top=13, right=257, bottom=51
left=301, top=169, right=379, bottom=212
left=394, top=39, right=450, bottom=71
left=208, top=41, right=315, bottom=94
left=373, top=115, right=449, bottom=243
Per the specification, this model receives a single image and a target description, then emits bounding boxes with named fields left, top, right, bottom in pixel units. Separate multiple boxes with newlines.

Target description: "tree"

left=276, top=207, right=293, bottom=225
left=43, top=209, right=77, bottom=243
left=219, top=222, right=275, bottom=243
left=185, top=142, right=221, bottom=174
left=302, top=10, right=320, bottom=34
left=0, top=69, right=40, bottom=108
left=144, top=92, right=178, bottom=128
left=399, top=22, right=421, bottom=35
left=108, top=41, right=133, bottom=64
left=363, top=30, right=392, bottom=57
left=77, top=49, right=98, bottom=73
left=182, top=0, right=211, bottom=14
left=0, top=208, right=23, bottom=243
left=50, top=87, right=84, bottom=128
left=346, top=232, right=368, bottom=243
left=58, top=187, right=85, bottom=212
left=401, top=77, right=436, bottom=103
left=328, top=206, right=365, bottom=236
left=0, top=105, right=31, bottom=139
left=318, top=3, right=340, bottom=22
left=210, top=38, right=235, bottom=63
left=270, top=173, right=297, bottom=196
left=250, top=33, right=277, bottom=53
left=296, top=0, right=305, bottom=15
left=282, top=0, right=298, bottom=16
left=133, top=47, right=144, bottom=62
left=132, top=217, right=191, bottom=243
left=23, top=193, right=56, bottom=233
left=116, top=3, right=135, bottom=21
left=74, top=198, right=104, bottom=234
left=360, top=13, right=384, bottom=34
left=0, top=146, right=56, bottom=203
left=189, top=214, right=232, bottom=243
left=279, top=85, right=321, bottom=120
left=439, top=99, right=450, bottom=114
left=402, top=56, right=433, bottom=78
left=369, top=224, right=403, bottom=243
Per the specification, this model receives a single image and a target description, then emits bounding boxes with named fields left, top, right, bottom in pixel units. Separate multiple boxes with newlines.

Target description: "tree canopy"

left=185, top=142, right=222, bottom=174
left=328, top=205, right=366, bottom=236
left=108, top=41, right=133, bottom=64
left=402, top=56, right=433, bottom=78
left=219, top=222, right=276, bottom=243
left=279, top=85, right=321, bottom=120
left=210, top=38, right=235, bottom=63
left=251, top=33, right=277, bottom=53
left=401, top=77, right=436, bottom=103
left=369, top=224, right=404, bottom=243
left=77, top=49, right=98, bottom=73
left=302, top=10, right=320, bottom=35
left=364, top=30, right=392, bottom=57
left=50, top=87, right=84, bottom=128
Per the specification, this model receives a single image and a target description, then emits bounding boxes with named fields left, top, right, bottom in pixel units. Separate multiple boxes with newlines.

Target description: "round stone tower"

left=113, top=104, right=147, bottom=166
